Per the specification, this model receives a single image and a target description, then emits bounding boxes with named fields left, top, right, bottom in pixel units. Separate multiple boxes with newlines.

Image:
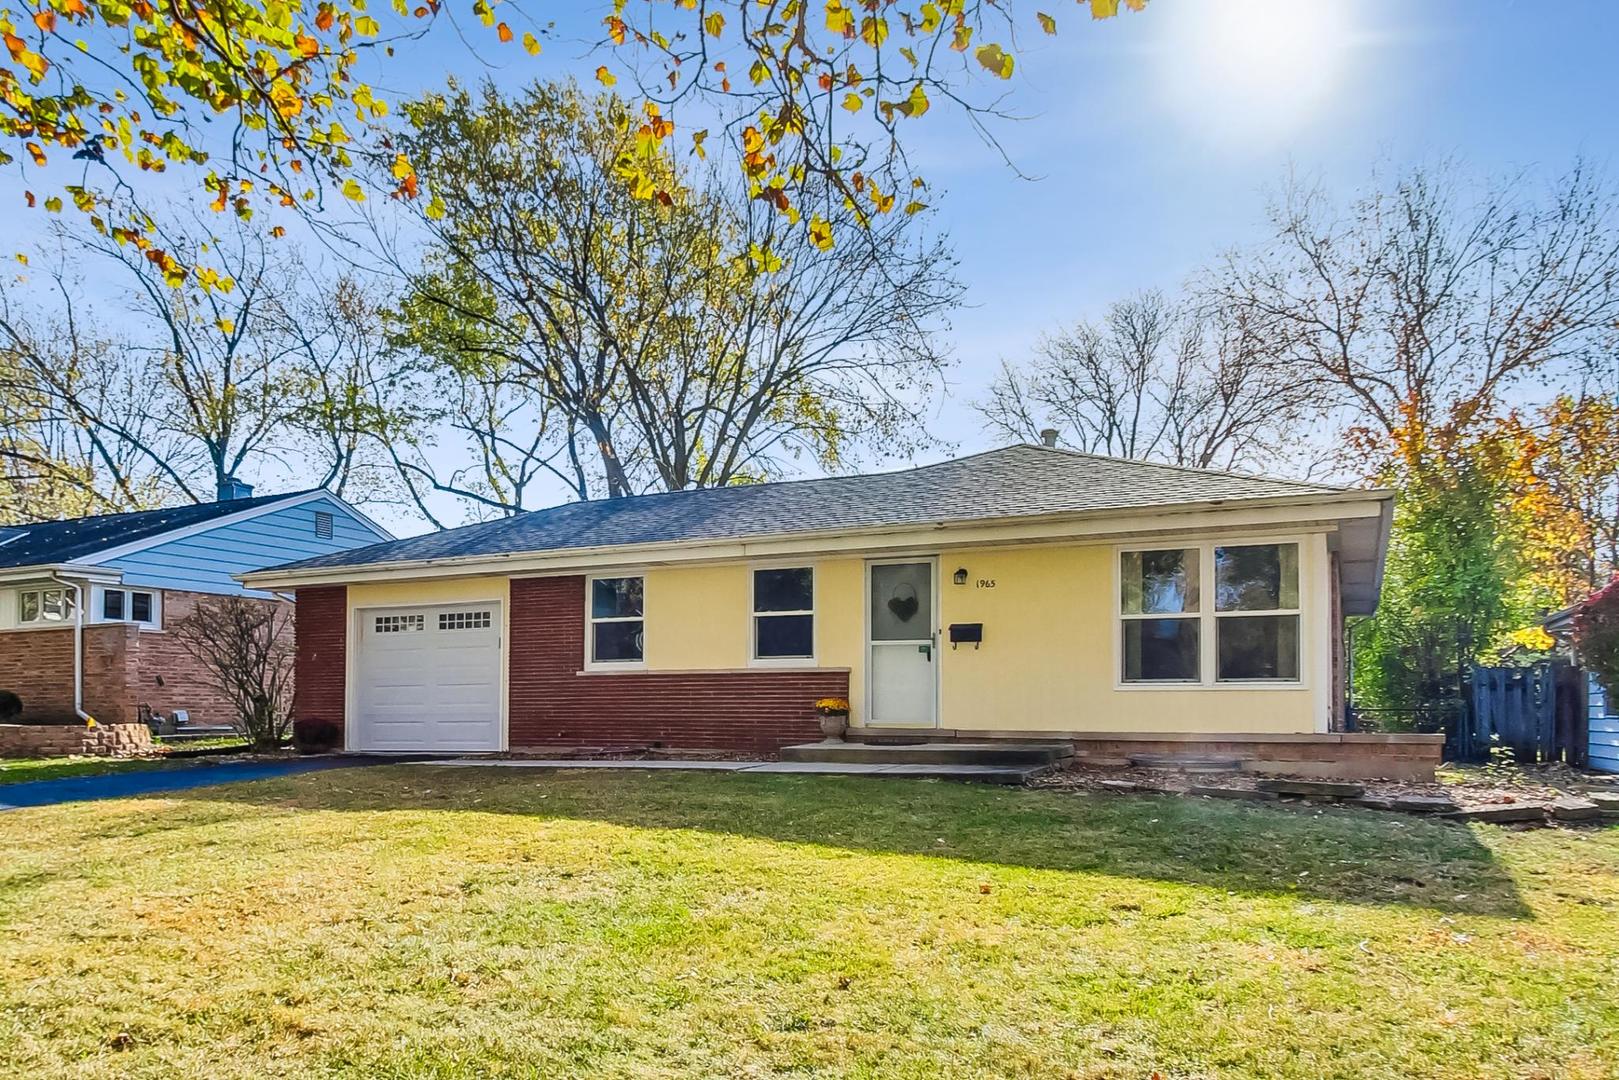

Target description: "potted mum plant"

left=814, top=697, right=851, bottom=741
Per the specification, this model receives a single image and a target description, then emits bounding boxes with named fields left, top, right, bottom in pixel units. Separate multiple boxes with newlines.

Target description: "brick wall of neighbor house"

left=130, top=590, right=291, bottom=725
left=294, top=585, right=347, bottom=737
left=509, top=575, right=850, bottom=752
left=0, top=624, right=140, bottom=724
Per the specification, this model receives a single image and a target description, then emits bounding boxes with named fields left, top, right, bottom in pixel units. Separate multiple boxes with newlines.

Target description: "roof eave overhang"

left=240, top=489, right=1393, bottom=591
left=0, top=563, right=125, bottom=586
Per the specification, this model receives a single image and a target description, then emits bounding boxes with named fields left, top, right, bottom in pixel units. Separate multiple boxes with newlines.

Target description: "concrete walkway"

left=0, top=756, right=395, bottom=810
left=420, top=758, right=1039, bottom=784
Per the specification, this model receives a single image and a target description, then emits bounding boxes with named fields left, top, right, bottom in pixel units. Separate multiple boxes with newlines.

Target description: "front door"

left=867, top=559, right=938, bottom=726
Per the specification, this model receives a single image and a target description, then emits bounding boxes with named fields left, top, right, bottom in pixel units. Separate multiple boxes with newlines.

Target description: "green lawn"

left=0, top=756, right=180, bottom=785
left=2, top=768, right=1617, bottom=1079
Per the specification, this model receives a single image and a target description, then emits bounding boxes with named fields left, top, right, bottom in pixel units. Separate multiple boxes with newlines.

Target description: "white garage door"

left=353, top=604, right=502, bottom=751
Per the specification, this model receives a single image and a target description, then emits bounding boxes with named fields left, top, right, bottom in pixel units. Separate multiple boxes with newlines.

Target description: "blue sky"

left=9, top=0, right=1619, bottom=533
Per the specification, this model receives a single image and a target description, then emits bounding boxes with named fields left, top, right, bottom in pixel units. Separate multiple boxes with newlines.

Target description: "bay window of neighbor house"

left=17, top=587, right=76, bottom=625
left=1120, top=542, right=1301, bottom=685
left=589, top=576, right=645, bottom=664
left=753, top=567, right=814, bottom=661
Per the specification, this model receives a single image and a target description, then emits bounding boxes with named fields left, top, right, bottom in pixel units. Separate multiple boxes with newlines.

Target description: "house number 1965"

left=975, top=578, right=997, bottom=589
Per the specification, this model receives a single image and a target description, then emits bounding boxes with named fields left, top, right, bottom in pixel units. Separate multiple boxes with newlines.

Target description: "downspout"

left=47, top=573, right=94, bottom=725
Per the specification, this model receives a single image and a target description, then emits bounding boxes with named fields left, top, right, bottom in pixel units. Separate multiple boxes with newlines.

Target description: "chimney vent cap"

left=1038, top=428, right=1059, bottom=448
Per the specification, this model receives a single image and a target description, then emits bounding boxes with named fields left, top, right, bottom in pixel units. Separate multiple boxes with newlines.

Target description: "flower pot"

left=818, top=711, right=849, bottom=741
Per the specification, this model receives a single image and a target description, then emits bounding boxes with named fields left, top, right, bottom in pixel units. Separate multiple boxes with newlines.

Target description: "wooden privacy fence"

left=1456, top=663, right=1589, bottom=765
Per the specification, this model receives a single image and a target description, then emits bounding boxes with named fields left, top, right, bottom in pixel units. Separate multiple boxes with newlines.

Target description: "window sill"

left=576, top=664, right=850, bottom=676
left=1116, top=680, right=1307, bottom=692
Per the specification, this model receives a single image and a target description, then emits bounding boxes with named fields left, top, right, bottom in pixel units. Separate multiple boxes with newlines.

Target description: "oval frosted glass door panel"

left=868, top=561, right=937, bottom=726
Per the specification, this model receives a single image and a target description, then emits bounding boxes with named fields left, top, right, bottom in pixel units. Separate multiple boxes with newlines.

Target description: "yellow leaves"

left=5, top=31, right=48, bottom=79
left=744, top=241, right=783, bottom=275
left=824, top=0, right=854, bottom=37
left=24, top=141, right=46, bottom=166
left=341, top=177, right=365, bottom=201
left=270, top=82, right=303, bottom=118
left=424, top=195, right=446, bottom=220
left=294, top=32, right=319, bottom=59
left=703, top=10, right=724, bottom=37
left=918, top=2, right=941, bottom=33
left=522, top=31, right=541, bottom=55
left=748, top=58, right=770, bottom=85
left=1090, top=0, right=1119, bottom=16
left=841, top=92, right=862, bottom=112
left=269, top=225, right=287, bottom=238
left=807, top=214, right=833, bottom=251
left=216, top=318, right=235, bottom=335
left=1509, top=626, right=1556, bottom=652
left=595, top=65, right=616, bottom=87
left=893, top=82, right=929, bottom=118
left=43, top=195, right=62, bottom=212
left=496, top=22, right=513, bottom=43
left=14, top=253, right=27, bottom=266
left=355, top=15, right=380, bottom=35
left=1037, top=11, right=1057, bottom=34
left=691, top=128, right=708, bottom=158
left=33, top=10, right=56, bottom=32
left=974, top=43, right=1014, bottom=79
left=603, top=14, right=626, bottom=44
left=860, top=16, right=887, bottom=47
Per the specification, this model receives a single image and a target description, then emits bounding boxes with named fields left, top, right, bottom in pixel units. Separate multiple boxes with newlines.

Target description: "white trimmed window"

left=589, top=576, right=644, bottom=664
left=98, top=587, right=161, bottom=629
left=1120, top=542, right=1301, bottom=685
left=17, top=586, right=76, bottom=626
left=752, top=567, right=814, bottom=661
left=1120, top=548, right=1200, bottom=682
left=1214, top=543, right=1300, bottom=682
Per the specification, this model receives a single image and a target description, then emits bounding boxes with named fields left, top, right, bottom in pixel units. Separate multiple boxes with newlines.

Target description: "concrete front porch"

left=837, top=729, right=1445, bottom=782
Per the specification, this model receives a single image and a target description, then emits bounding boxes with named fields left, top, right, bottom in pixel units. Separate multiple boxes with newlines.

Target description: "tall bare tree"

left=1212, top=160, right=1619, bottom=475
left=979, top=290, right=1323, bottom=472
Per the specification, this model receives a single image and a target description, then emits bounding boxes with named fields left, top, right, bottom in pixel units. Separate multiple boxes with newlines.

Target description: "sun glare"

left=1159, top=0, right=1356, bottom=144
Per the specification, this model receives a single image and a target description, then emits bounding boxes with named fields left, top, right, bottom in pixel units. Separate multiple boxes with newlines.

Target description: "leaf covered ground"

left=2, top=766, right=1616, bottom=1078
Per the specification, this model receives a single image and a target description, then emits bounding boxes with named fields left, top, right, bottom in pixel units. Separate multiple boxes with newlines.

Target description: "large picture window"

left=753, top=567, right=814, bottom=660
left=1120, top=542, right=1302, bottom=685
left=589, top=576, right=645, bottom=664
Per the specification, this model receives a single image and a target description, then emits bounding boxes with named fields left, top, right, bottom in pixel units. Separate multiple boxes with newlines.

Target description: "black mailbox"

left=948, top=623, right=984, bottom=649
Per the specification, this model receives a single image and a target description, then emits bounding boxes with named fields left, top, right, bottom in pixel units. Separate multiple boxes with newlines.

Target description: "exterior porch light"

left=953, top=567, right=968, bottom=586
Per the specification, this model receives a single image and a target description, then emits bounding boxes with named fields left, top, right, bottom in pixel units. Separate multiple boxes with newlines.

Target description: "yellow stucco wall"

left=345, top=534, right=1330, bottom=735
left=935, top=537, right=1329, bottom=734
left=641, top=560, right=866, bottom=712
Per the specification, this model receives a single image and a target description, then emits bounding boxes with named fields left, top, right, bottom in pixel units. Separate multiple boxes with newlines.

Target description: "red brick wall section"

left=130, top=591, right=292, bottom=726
left=294, top=585, right=347, bottom=739
left=509, top=575, right=849, bottom=752
left=0, top=625, right=139, bottom=724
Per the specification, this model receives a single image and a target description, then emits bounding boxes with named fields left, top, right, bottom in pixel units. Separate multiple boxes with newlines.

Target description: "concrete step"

left=745, top=761, right=1048, bottom=785
left=780, top=740, right=1069, bottom=767
left=1127, top=753, right=1246, bottom=773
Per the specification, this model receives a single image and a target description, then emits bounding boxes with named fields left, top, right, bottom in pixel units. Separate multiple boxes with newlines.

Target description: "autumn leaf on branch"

left=0, top=0, right=1148, bottom=275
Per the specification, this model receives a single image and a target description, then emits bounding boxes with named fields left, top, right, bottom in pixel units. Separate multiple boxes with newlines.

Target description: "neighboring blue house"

left=0, top=484, right=391, bottom=727
left=1544, top=601, right=1619, bottom=774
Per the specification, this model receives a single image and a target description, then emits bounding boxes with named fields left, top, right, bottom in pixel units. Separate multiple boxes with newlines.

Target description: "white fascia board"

left=240, top=491, right=1392, bottom=590
left=0, top=564, right=124, bottom=586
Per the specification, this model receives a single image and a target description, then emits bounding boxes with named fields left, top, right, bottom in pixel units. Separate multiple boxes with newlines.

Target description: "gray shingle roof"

left=0, top=489, right=317, bottom=570
left=261, top=446, right=1358, bottom=576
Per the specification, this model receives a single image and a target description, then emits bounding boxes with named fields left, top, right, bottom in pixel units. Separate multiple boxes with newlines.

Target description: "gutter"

left=239, top=487, right=1395, bottom=590
left=45, top=572, right=95, bottom=726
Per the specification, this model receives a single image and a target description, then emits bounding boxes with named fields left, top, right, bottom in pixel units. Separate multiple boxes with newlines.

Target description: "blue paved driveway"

left=0, top=756, right=399, bottom=809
